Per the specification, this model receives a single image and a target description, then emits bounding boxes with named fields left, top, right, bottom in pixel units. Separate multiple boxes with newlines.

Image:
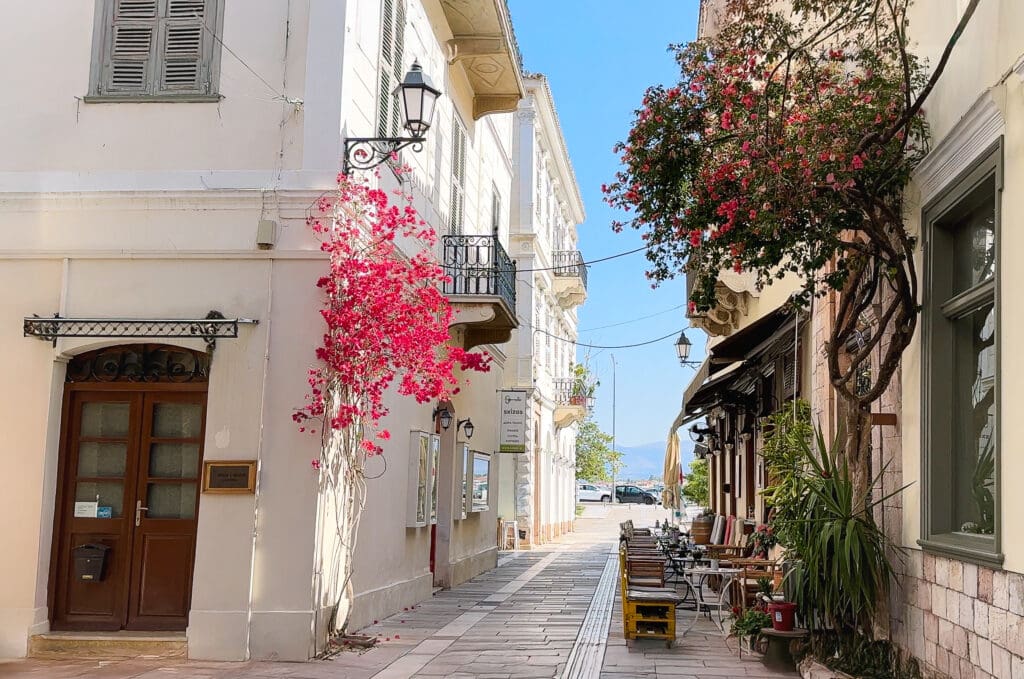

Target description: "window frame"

left=919, top=138, right=1003, bottom=568
left=86, top=0, right=225, bottom=103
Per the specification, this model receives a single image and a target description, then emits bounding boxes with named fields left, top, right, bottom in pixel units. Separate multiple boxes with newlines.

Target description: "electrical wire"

left=530, top=324, right=682, bottom=350
left=503, top=244, right=650, bottom=274
left=578, top=304, right=686, bottom=332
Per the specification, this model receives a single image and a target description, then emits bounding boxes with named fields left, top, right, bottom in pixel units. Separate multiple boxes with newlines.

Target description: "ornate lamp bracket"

left=342, top=137, right=424, bottom=175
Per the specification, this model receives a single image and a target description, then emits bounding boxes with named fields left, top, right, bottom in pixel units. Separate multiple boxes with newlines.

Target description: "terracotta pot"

left=691, top=515, right=715, bottom=545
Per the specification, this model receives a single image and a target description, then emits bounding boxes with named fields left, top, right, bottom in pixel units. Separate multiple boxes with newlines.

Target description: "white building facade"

left=0, top=0, right=525, bottom=662
left=496, top=75, right=586, bottom=547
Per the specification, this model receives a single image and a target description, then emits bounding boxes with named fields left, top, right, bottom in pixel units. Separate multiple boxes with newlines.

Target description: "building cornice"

left=914, top=90, right=1004, bottom=204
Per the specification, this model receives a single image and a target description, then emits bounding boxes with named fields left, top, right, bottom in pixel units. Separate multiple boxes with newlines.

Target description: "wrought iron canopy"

left=23, top=311, right=257, bottom=348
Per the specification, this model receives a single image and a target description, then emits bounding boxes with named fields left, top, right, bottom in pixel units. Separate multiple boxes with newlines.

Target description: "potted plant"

left=569, top=363, right=597, bottom=407
left=748, top=523, right=778, bottom=559
left=730, top=608, right=772, bottom=652
left=690, top=507, right=715, bottom=545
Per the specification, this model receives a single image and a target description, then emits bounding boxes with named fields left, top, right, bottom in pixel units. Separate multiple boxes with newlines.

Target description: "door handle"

left=135, top=500, right=149, bottom=527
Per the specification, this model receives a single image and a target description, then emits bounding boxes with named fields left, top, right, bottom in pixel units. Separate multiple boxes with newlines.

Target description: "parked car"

left=615, top=485, right=658, bottom=504
left=577, top=482, right=611, bottom=503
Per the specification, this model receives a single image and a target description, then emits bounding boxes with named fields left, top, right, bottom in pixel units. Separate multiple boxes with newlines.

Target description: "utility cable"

left=196, top=12, right=303, bottom=106
left=578, top=304, right=686, bottom=332
left=529, top=324, right=682, bottom=350
left=503, top=245, right=650, bottom=274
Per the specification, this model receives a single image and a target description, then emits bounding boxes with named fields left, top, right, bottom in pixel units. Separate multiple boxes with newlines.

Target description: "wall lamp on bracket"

left=432, top=406, right=453, bottom=430
left=342, top=60, right=442, bottom=175
left=456, top=418, right=474, bottom=439
left=675, top=330, right=702, bottom=369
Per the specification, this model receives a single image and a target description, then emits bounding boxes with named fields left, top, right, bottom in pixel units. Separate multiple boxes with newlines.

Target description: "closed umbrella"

left=662, top=431, right=680, bottom=509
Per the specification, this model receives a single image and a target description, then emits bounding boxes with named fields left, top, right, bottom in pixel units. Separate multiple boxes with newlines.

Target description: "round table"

left=680, top=566, right=743, bottom=637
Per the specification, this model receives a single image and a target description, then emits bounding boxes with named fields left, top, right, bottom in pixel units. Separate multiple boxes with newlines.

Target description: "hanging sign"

left=498, top=390, right=527, bottom=453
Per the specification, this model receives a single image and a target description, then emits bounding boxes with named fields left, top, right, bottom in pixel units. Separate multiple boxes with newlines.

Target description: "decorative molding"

left=914, top=90, right=1004, bottom=204
left=1014, top=54, right=1024, bottom=82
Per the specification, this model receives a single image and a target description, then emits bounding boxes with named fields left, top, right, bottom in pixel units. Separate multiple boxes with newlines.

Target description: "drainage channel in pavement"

left=559, top=543, right=619, bottom=679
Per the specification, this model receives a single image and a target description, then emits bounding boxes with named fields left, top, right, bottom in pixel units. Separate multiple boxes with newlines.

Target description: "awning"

left=685, top=361, right=745, bottom=413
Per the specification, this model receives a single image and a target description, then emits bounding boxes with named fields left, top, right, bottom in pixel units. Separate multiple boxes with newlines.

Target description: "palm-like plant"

left=781, top=425, right=907, bottom=637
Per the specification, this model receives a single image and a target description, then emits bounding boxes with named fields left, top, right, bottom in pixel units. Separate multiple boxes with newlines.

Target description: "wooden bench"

left=619, top=549, right=680, bottom=648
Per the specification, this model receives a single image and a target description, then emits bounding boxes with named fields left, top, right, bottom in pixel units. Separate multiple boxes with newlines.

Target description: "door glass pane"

left=152, top=403, right=203, bottom=438
left=947, top=177, right=996, bottom=295
left=76, top=481, right=124, bottom=517
left=147, top=482, right=197, bottom=519
left=149, top=443, right=200, bottom=478
left=77, top=442, right=127, bottom=477
left=81, top=402, right=130, bottom=438
left=952, top=302, right=996, bottom=536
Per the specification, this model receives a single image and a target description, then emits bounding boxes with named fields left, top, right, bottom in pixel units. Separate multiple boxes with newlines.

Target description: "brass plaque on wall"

left=202, top=461, right=256, bottom=494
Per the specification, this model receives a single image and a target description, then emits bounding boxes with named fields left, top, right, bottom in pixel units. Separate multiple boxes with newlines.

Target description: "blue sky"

left=509, top=1, right=706, bottom=447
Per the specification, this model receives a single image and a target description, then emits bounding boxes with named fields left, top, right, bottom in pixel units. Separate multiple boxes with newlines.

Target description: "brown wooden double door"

left=50, top=387, right=206, bottom=631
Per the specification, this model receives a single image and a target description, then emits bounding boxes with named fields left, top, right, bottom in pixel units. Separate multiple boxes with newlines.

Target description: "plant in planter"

left=731, top=608, right=772, bottom=651
left=748, top=524, right=778, bottom=559
left=569, top=363, right=598, bottom=407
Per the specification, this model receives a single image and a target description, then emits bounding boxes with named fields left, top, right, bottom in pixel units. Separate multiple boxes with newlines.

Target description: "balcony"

left=552, top=250, right=587, bottom=310
left=552, top=377, right=590, bottom=429
left=443, top=234, right=518, bottom=349
left=436, top=0, right=525, bottom=119
left=685, top=252, right=758, bottom=337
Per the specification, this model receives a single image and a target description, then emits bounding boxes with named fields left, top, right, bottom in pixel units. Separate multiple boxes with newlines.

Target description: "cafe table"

left=679, top=566, right=743, bottom=637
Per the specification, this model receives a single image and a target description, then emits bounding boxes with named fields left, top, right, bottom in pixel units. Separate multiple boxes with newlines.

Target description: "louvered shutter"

left=103, top=0, right=158, bottom=94
left=377, top=0, right=406, bottom=138
left=449, top=118, right=467, bottom=235
left=160, top=0, right=209, bottom=92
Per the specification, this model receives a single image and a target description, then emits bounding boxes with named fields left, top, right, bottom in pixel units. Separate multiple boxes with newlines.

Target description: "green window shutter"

left=103, top=0, right=159, bottom=95
left=159, top=0, right=210, bottom=93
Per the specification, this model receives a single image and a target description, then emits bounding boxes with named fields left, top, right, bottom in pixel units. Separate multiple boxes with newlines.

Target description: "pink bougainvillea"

left=294, top=167, right=491, bottom=451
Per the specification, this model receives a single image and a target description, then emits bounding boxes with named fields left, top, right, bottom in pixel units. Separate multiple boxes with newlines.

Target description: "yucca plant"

left=781, top=425, right=907, bottom=638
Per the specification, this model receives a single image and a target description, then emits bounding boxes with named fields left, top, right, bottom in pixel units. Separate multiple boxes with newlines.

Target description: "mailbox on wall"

left=72, top=543, right=110, bottom=582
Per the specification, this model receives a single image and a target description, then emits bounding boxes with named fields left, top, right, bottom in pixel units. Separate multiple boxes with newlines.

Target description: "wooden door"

left=126, top=392, right=205, bottom=629
left=51, top=388, right=205, bottom=631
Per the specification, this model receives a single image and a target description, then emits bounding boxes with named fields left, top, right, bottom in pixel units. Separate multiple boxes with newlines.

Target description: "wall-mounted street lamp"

left=433, top=405, right=453, bottom=431
left=342, top=61, right=442, bottom=175
left=457, top=418, right=474, bottom=440
left=675, top=330, right=701, bottom=369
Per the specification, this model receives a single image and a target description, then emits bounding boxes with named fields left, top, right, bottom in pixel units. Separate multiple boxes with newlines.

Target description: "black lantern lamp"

left=342, top=60, right=442, bottom=175
left=676, top=330, right=700, bottom=368
left=457, top=418, right=474, bottom=439
left=432, top=406, right=453, bottom=430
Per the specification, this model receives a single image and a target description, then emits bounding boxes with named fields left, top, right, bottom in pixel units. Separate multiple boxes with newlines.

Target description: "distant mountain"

left=615, top=440, right=696, bottom=483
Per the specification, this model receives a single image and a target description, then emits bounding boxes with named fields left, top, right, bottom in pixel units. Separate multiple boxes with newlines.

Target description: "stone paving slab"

left=0, top=507, right=799, bottom=679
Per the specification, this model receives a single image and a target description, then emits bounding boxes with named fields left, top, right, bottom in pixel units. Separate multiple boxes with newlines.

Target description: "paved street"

left=0, top=506, right=797, bottom=679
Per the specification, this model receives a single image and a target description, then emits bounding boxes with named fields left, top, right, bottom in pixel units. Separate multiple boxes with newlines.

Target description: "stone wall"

left=893, top=550, right=1024, bottom=678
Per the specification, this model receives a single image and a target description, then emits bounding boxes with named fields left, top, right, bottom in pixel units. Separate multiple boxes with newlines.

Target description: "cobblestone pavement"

left=0, top=506, right=798, bottom=679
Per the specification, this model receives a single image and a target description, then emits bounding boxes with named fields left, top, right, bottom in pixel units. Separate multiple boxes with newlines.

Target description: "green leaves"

left=773, top=420, right=904, bottom=638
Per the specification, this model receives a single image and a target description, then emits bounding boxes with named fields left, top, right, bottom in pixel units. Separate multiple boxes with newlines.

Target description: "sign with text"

left=498, top=390, right=527, bottom=453
left=202, top=461, right=257, bottom=494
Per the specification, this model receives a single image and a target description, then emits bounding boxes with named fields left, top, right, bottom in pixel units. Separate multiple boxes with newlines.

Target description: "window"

left=491, top=185, right=502, bottom=239
left=89, top=0, right=223, bottom=100
left=449, top=113, right=468, bottom=234
left=922, top=141, right=1002, bottom=567
left=377, top=0, right=406, bottom=138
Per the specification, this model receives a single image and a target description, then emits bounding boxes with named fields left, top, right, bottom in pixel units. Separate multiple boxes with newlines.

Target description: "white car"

left=576, top=483, right=612, bottom=503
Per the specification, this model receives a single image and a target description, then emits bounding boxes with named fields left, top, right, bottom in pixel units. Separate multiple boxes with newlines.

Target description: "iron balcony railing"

left=442, top=235, right=517, bottom=312
left=552, top=250, right=588, bottom=290
left=553, top=378, right=594, bottom=409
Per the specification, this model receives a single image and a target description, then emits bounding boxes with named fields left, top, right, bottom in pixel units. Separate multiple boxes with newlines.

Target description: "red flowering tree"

left=604, top=0, right=978, bottom=492
left=295, top=168, right=490, bottom=634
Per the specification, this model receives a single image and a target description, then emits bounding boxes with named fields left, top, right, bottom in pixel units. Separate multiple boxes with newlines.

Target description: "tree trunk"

left=841, top=398, right=872, bottom=502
